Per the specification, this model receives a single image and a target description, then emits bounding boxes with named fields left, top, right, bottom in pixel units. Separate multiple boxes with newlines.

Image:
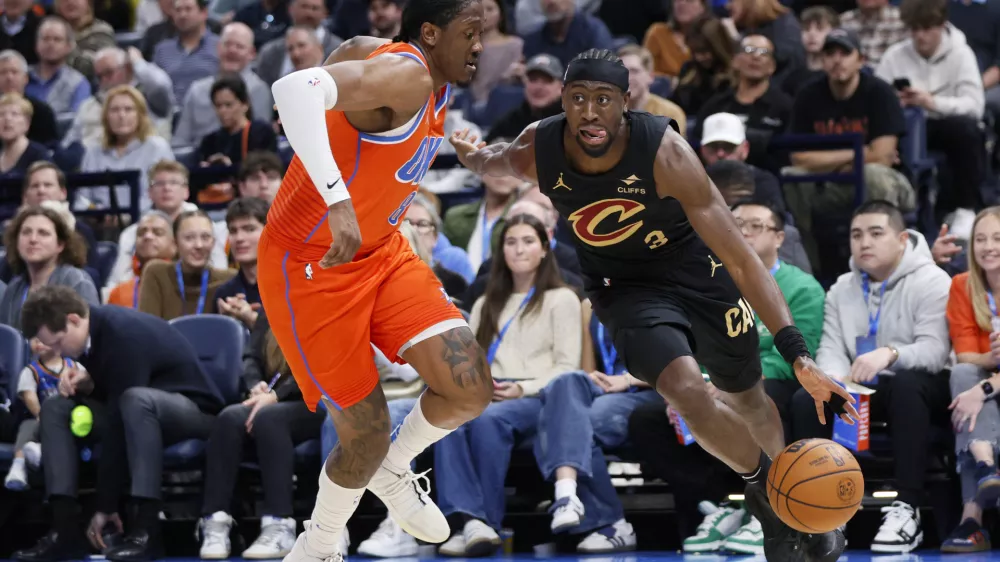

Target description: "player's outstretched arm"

left=449, top=124, right=539, bottom=183
left=654, top=129, right=858, bottom=425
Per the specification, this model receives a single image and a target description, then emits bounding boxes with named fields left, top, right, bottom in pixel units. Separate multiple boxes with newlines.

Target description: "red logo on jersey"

left=567, top=199, right=646, bottom=247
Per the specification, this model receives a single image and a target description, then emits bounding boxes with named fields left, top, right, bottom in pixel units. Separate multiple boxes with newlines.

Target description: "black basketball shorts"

left=587, top=249, right=762, bottom=394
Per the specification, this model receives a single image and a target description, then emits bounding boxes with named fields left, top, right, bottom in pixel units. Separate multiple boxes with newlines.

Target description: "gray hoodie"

left=0, top=266, right=100, bottom=331
left=816, top=229, right=952, bottom=379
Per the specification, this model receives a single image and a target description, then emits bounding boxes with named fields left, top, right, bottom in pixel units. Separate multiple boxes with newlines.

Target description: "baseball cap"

left=525, top=54, right=564, bottom=80
left=701, top=113, right=746, bottom=146
left=822, top=28, right=861, bottom=53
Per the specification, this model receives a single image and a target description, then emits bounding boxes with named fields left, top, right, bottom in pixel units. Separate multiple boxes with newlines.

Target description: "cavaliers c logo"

left=567, top=199, right=645, bottom=247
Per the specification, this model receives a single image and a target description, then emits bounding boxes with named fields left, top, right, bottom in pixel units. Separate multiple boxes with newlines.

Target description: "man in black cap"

left=486, top=53, right=565, bottom=142
left=783, top=27, right=913, bottom=272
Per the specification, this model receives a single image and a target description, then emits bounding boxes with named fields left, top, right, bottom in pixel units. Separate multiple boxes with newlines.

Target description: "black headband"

left=563, top=58, right=629, bottom=93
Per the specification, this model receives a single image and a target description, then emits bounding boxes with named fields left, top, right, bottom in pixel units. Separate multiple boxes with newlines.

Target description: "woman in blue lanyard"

left=136, top=209, right=235, bottom=320
left=438, top=214, right=582, bottom=551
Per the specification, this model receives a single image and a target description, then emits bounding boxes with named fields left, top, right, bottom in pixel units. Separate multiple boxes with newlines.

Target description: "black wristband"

left=774, top=325, right=812, bottom=366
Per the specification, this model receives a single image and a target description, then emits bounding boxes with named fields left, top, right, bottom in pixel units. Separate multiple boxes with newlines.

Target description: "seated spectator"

left=0, top=49, right=58, bottom=145
left=840, top=0, right=908, bottom=68
left=520, top=0, right=614, bottom=68
left=0, top=93, right=51, bottom=176
left=948, top=0, right=1000, bottom=117
left=106, top=210, right=177, bottom=308
left=694, top=34, right=793, bottom=167
left=699, top=113, right=785, bottom=214
left=940, top=207, right=1000, bottom=552
left=405, top=193, right=474, bottom=289
left=533, top=298, right=660, bottom=552
left=173, top=22, right=273, bottom=149
left=443, top=168, right=521, bottom=272
left=0, top=204, right=99, bottom=329
left=469, top=0, right=523, bottom=104
left=236, top=0, right=292, bottom=48
left=138, top=209, right=236, bottom=320
left=790, top=201, right=951, bottom=553
left=669, top=14, right=735, bottom=115
left=642, top=0, right=706, bottom=77
left=277, top=26, right=327, bottom=79
left=106, top=159, right=229, bottom=290
left=26, top=17, right=91, bottom=114
left=366, top=0, right=403, bottom=39
left=0, top=0, right=43, bottom=66
left=514, top=0, right=602, bottom=36
left=618, top=44, right=687, bottom=135
left=236, top=150, right=282, bottom=202
left=254, top=0, right=342, bottom=86
left=727, top=0, right=805, bottom=88
left=215, top=197, right=266, bottom=327
left=485, top=54, right=565, bottom=142
left=63, top=46, right=174, bottom=148
left=876, top=0, right=986, bottom=234
left=436, top=214, right=582, bottom=556
left=53, top=0, right=115, bottom=81
left=136, top=0, right=170, bottom=32
left=77, top=85, right=175, bottom=212
left=784, top=28, right=914, bottom=272
left=154, top=0, right=220, bottom=104
left=197, top=74, right=277, bottom=170
left=15, top=286, right=224, bottom=562
left=799, top=7, right=838, bottom=82
left=705, top=159, right=811, bottom=272
left=196, top=310, right=325, bottom=559
left=3, top=337, right=81, bottom=491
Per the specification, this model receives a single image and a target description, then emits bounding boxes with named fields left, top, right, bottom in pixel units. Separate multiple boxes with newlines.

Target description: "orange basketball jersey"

left=267, top=42, right=450, bottom=260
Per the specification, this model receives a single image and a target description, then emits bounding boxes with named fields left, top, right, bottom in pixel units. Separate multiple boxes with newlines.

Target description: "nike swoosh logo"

left=327, top=180, right=340, bottom=190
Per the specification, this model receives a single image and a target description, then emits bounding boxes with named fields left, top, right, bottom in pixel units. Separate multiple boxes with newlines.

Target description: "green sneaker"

left=723, top=516, right=764, bottom=555
left=682, top=501, right=748, bottom=552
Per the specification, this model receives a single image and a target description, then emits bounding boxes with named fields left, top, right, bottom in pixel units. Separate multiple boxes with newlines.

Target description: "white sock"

left=554, top=478, right=577, bottom=500
left=10, top=457, right=24, bottom=469
left=382, top=395, right=453, bottom=474
left=305, top=469, right=365, bottom=556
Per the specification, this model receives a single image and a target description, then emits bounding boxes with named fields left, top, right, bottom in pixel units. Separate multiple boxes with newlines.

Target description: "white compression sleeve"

left=271, top=68, right=348, bottom=206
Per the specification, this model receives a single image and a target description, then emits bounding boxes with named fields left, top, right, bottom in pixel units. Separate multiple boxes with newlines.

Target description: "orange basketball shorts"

left=257, top=227, right=467, bottom=411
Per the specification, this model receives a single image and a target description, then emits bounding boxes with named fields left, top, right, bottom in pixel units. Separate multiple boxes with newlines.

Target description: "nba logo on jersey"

left=305, top=263, right=314, bottom=280
left=440, top=287, right=452, bottom=304
left=307, top=77, right=321, bottom=87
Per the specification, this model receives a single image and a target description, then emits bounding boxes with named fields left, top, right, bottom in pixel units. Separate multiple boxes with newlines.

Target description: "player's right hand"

left=793, top=356, right=860, bottom=426
left=320, top=199, right=362, bottom=268
left=449, top=128, right=486, bottom=169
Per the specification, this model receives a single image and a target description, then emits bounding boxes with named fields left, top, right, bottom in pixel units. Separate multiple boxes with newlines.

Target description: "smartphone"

left=893, top=78, right=911, bottom=91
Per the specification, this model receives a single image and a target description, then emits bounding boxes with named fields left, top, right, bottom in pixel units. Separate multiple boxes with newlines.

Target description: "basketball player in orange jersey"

left=258, top=1, right=491, bottom=561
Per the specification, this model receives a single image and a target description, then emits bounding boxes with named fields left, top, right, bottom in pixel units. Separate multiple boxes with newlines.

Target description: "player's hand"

left=931, top=224, right=962, bottom=265
left=449, top=128, right=487, bottom=169
left=492, top=381, right=524, bottom=402
left=87, top=512, right=123, bottom=551
left=849, top=348, right=894, bottom=384
left=793, top=356, right=859, bottom=425
left=244, top=391, right=278, bottom=433
left=950, top=384, right=987, bottom=432
left=320, top=200, right=362, bottom=268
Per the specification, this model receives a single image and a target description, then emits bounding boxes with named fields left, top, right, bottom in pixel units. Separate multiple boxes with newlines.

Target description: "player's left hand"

left=950, top=385, right=986, bottom=432
left=244, top=391, right=278, bottom=433
left=449, top=128, right=487, bottom=169
left=493, top=381, right=524, bottom=402
left=849, top=348, right=894, bottom=384
left=793, top=357, right=859, bottom=426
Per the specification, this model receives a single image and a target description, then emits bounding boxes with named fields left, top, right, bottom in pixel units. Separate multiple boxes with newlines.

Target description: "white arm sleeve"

left=271, top=68, right=348, bottom=207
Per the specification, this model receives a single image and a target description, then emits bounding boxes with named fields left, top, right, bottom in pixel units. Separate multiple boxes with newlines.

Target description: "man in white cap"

left=700, top=112, right=784, bottom=213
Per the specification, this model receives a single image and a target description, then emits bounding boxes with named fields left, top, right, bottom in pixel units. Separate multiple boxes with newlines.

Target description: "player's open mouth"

left=580, top=127, right=607, bottom=145
left=465, top=62, right=477, bottom=72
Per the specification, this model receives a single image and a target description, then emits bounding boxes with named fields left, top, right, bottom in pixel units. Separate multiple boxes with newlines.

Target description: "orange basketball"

left=766, top=438, right=864, bottom=534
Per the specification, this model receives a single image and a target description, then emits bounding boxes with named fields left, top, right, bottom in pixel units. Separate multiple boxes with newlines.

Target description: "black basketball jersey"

left=535, top=111, right=697, bottom=286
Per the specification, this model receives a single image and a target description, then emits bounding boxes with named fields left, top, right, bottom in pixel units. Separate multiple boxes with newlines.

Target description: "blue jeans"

left=535, top=371, right=662, bottom=533
left=320, top=397, right=418, bottom=464
left=435, top=397, right=543, bottom=530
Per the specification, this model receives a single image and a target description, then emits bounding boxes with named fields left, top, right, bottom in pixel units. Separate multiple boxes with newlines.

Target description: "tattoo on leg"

left=439, top=328, right=489, bottom=389
left=325, top=388, right=391, bottom=488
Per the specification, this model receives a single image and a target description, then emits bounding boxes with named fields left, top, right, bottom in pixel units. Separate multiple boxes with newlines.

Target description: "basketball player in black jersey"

left=450, top=49, right=859, bottom=562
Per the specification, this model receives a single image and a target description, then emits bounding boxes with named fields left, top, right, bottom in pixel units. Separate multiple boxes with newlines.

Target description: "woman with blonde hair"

left=0, top=93, right=50, bottom=176
left=943, top=206, right=1000, bottom=552
left=727, top=0, right=805, bottom=86
left=642, top=0, right=708, bottom=77
left=670, top=14, right=737, bottom=115
left=77, top=85, right=173, bottom=212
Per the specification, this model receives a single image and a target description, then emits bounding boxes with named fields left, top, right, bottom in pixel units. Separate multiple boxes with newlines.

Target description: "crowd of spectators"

left=1, top=0, right=1000, bottom=558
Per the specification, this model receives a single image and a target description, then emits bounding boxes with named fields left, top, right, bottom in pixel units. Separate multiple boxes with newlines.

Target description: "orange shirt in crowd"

left=947, top=272, right=992, bottom=355
left=107, top=278, right=140, bottom=308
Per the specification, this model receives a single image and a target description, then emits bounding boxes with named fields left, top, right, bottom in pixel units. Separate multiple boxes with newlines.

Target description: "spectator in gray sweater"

left=0, top=205, right=99, bottom=330
left=790, top=200, right=951, bottom=554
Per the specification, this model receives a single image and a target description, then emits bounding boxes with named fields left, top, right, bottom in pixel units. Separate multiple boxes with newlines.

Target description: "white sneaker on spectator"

left=722, top=516, right=763, bottom=554
left=283, top=521, right=349, bottom=562
left=367, top=466, right=449, bottom=544
left=549, top=495, right=585, bottom=533
left=871, top=501, right=922, bottom=553
left=4, top=458, right=28, bottom=491
left=438, top=532, right=466, bottom=557
left=197, top=511, right=233, bottom=559
left=357, top=516, right=418, bottom=557
left=577, top=519, right=637, bottom=553
left=243, top=516, right=297, bottom=559
left=461, top=519, right=501, bottom=557
left=683, top=502, right=746, bottom=552
left=22, top=442, right=41, bottom=469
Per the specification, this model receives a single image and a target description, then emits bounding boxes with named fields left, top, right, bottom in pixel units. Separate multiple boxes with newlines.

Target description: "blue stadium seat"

left=94, top=241, right=118, bottom=288
left=164, top=315, right=245, bottom=468
left=468, top=85, right=524, bottom=129
left=0, top=325, right=26, bottom=469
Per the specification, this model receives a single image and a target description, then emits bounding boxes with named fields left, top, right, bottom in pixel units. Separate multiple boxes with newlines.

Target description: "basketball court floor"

left=2, top=553, right=992, bottom=562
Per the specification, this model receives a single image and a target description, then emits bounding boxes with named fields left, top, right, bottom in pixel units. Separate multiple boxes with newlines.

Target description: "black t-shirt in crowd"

left=788, top=72, right=905, bottom=143
left=694, top=84, right=793, bottom=140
